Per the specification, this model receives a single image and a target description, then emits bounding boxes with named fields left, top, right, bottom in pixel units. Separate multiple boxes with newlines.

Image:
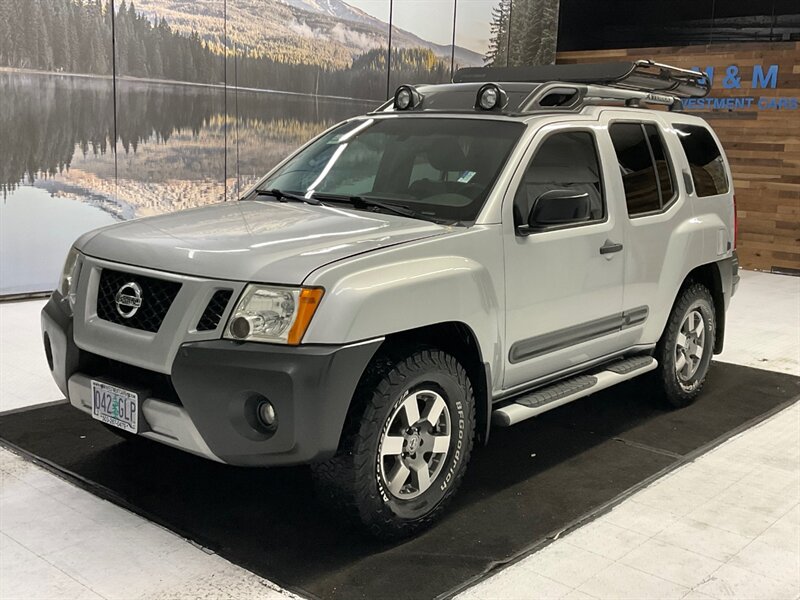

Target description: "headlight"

left=56, top=247, right=81, bottom=309
left=225, top=285, right=324, bottom=345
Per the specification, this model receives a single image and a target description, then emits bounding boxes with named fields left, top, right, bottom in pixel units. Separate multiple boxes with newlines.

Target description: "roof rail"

left=454, top=60, right=710, bottom=100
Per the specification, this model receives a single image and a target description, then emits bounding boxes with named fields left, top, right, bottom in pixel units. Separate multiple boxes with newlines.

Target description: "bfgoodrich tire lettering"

left=654, top=283, right=716, bottom=408
left=312, top=348, right=476, bottom=539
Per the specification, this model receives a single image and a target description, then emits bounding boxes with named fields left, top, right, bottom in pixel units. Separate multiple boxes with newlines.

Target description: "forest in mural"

left=0, top=0, right=112, bottom=74
left=0, top=0, right=559, bottom=295
left=0, top=0, right=463, bottom=98
left=486, top=0, right=560, bottom=66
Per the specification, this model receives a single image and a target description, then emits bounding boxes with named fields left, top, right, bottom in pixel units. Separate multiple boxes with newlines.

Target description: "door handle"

left=599, top=240, right=624, bottom=255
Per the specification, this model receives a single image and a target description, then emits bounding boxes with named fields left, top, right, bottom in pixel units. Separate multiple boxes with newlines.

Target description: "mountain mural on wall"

left=133, top=0, right=484, bottom=68
left=278, top=0, right=376, bottom=24
left=278, top=0, right=485, bottom=66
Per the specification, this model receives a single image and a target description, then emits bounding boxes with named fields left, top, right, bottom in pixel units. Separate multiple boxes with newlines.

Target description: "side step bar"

left=492, top=356, right=658, bottom=427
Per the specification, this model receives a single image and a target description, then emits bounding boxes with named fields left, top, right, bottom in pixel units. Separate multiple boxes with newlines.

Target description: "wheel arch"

left=677, top=262, right=726, bottom=354
left=342, top=321, right=492, bottom=450
left=384, top=321, right=491, bottom=444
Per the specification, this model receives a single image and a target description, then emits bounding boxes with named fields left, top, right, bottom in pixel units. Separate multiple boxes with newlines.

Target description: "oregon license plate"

left=90, top=380, right=139, bottom=433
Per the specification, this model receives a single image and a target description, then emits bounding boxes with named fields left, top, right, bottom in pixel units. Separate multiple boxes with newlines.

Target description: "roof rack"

left=454, top=60, right=710, bottom=98
left=450, top=60, right=710, bottom=112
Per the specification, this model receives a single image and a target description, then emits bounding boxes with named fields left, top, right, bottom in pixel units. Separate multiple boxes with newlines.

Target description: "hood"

left=78, top=200, right=449, bottom=284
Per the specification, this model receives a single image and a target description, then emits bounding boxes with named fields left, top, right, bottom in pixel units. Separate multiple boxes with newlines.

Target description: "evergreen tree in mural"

left=485, top=0, right=511, bottom=66
left=0, top=0, right=111, bottom=74
left=485, top=0, right=560, bottom=67
left=0, top=0, right=452, bottom=99
left=0, top=0, right=223, bottom=82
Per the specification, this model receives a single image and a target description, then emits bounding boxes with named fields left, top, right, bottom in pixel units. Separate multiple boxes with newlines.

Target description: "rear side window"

left=644, top=124, right=675, bottom=202
left=609, top=122, right=675, bottom=216
left=674, top=124, right=729, bottom=197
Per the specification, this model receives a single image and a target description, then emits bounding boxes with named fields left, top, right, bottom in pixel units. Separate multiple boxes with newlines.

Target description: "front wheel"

left=312, top=348, right=476, bottom=539
left=654, top=283, right=716, bottom=408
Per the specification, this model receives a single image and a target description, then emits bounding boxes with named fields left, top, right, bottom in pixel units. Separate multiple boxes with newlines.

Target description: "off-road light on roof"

left=394, top=85, right=422, bottom=110
left=476, top=83, right=507, bottom=111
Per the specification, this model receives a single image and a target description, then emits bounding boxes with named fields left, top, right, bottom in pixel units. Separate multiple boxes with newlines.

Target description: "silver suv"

left=42, top=61, right=739, bottom=538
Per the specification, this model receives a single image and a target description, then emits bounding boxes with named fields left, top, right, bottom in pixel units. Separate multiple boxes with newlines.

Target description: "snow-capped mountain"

left=134, top=0, right=485, bottom=68
left=279, top=0, right=484, bottom=64
left=278, top=0, right=378, bottom=25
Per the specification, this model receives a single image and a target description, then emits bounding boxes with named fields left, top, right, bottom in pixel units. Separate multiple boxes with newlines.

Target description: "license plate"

left=91, top=380, right=139, bottom=433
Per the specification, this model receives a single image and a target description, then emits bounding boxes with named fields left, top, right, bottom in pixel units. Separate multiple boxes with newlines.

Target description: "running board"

left=492, top=356, right=658, bottom=427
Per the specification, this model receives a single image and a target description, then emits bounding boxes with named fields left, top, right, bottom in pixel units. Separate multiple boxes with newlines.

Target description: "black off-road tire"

left=653, top=283, right=716, bottom=408
left=311, top=348, right=476, bottom=540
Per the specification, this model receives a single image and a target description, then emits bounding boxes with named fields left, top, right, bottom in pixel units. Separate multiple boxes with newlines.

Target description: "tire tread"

left=312, top=346, right=475, bottom=539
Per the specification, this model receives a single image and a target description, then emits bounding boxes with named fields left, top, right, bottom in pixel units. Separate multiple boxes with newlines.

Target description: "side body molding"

left=509, top=306, right=649, bottom=364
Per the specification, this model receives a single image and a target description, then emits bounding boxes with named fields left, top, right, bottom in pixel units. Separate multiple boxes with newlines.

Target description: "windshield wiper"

left=351, top=196, right=420, bottom=219
left=311, top=194, right=451, bottom=224
left=252, top=189, right=453, bottom=224
left=253, top=188, right=323, bottom=206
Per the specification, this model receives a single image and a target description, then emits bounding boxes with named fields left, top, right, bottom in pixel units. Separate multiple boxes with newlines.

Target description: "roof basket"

left=454, top=60, right=710, bottom=100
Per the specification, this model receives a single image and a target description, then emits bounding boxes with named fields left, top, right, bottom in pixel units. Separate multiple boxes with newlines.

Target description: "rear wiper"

left=253, top=188, right=323, bottom=206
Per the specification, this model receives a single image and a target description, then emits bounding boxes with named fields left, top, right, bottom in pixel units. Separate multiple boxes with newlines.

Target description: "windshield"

left=256, top=117, right=525, bottom=222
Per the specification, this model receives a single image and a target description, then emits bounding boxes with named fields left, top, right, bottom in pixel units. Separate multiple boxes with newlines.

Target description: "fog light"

left=393, top=85, right=422, bottom=111
left=396, top=88, right=412, bottom=109
left=257, top=400, right=277, bottom=430
left=476, top=83, right=506, bottom=111
left=480, top=87, right=497, bottom=109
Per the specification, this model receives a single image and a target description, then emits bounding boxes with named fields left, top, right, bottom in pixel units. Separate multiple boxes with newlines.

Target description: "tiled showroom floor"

left=1, top=270, right=798, bottom=599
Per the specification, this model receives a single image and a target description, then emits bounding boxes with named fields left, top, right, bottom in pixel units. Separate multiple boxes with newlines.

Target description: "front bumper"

left=42, top=293, right=382, bottom=466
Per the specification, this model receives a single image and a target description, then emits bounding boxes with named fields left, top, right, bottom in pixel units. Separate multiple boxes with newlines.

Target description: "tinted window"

left=644, top=124, right=675, bottom=202
left=258, top=118, right=524, bottom=223
left=610, top=123, right=661, bottom=214
left=674, top=124, right=729, bottom=197
left=514, top=131, right=604, bottom=226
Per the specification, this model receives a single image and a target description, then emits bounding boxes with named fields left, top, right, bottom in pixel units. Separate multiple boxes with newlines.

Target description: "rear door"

left=502, top=123, right=627, bottom=390
left=601, top=112, right=695, bottom=348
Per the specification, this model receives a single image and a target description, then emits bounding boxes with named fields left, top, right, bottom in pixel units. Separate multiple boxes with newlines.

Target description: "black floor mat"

left=1, top=362, right=797, bottom=600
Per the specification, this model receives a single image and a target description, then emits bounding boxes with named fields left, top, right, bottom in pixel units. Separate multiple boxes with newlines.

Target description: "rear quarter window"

left=674, top=124, right=729, bottom=197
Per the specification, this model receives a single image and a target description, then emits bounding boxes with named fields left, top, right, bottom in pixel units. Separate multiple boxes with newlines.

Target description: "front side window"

left=513, top=131, right=605, bottom=229
left=257, top=117, right=524, bottom=223
left=610, top=122, right=676, bottom=216
left=674, top=124, right=729, bottom=197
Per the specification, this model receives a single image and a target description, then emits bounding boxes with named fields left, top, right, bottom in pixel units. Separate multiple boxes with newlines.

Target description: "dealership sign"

left=683, top=64, right=798, bottom=111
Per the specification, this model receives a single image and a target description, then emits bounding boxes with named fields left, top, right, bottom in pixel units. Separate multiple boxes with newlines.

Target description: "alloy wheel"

left=675, top=308, right=706, bottom=383
left=378, top=390, right=451, bottom=499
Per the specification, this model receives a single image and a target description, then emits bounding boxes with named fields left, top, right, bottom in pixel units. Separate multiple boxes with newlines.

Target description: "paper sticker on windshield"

left=457, top=171, right=476, bottom=183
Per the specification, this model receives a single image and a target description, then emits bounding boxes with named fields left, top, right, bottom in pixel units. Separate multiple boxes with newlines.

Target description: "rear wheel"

left=654, top=283, right=716, bottom=408
left=312, top=348, right=475, bottom=539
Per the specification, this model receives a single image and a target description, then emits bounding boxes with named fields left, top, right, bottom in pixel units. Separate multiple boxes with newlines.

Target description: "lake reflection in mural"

left=0, top=71, right=371, bottom=295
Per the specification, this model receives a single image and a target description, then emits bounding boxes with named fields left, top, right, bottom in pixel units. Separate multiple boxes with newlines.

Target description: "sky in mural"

left=346, top=0, right=494, bottom=53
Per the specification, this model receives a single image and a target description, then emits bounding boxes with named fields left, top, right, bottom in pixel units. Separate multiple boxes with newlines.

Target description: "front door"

left=502, top=125, right=627, bottom=390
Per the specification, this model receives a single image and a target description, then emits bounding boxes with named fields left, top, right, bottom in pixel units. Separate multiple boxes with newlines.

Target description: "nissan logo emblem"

left=115, top=282, right=143, bottom=318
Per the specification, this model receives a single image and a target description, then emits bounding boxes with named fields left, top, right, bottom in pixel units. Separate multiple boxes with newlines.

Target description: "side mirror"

left=517, top=189, right=592, bottom=236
